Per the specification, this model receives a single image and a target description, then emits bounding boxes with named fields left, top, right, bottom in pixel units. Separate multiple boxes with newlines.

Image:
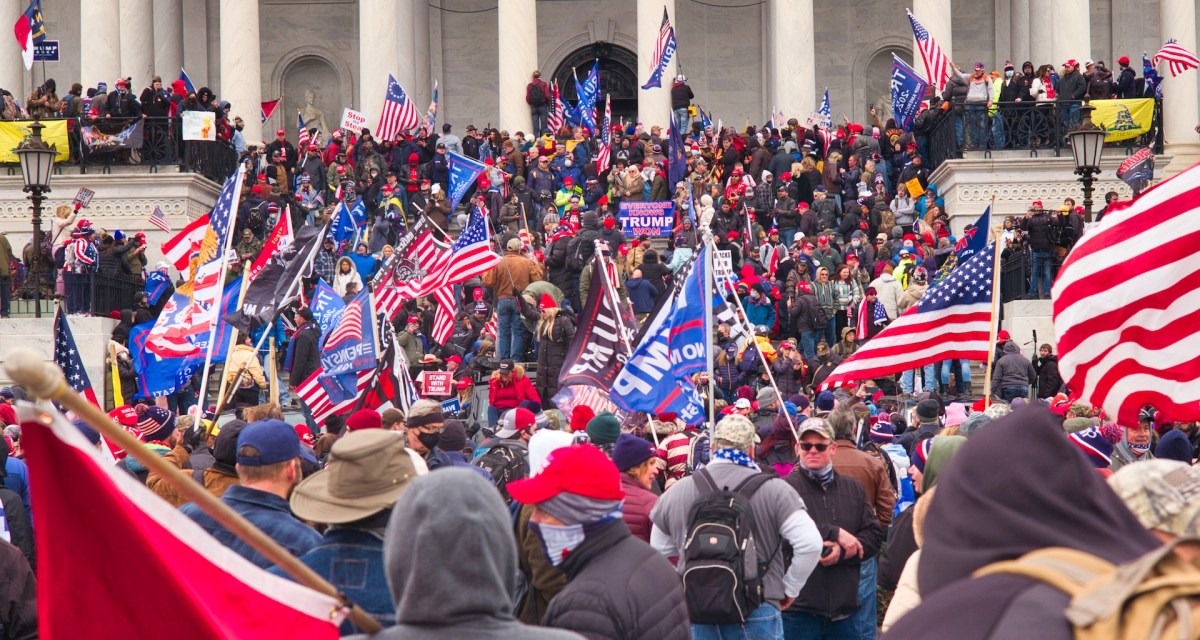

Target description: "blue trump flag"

left=931, top=206, right=989, bottom=283
left=129, top=277, right=242, bottom=397
left=891, top=55, right=929, bottom=132
left=311, top=280, right=346, bottom=341
left=641, top=6, right=677, bottom=89
left=611, top=252, right=708, bottom=425
left=320, top=288, right=377, bottom=377
left=144, top=271, right=172, bottom=306
left=330, top=197, right=366, bottom=251
left=447, top=151, right=487, bottom=213
left=579, top=60, right=600, bottom=132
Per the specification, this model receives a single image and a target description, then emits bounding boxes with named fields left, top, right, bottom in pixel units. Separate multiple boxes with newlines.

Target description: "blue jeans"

left=966, top=103, right=987, bottom=148
left=953, top=109, right=965, bottom=146
left=1062, top=103, right=1080, bottom=132
left=824, top=317, right=837, bottom=349
left=940, top=359, right=972, bottom=393
left=531, top=105, right=548, bottom=135
left=673, top=108, right=690, bottom=135
left=1030, top=250, right=1052, bottom=298
left=999, top=385, right=1029, bottom=402
left=901, top=364, right=937, bottom=394
left=781, top=229, right=798, bottom=247
left=496, top=297, right=523, bottom=360
left=849, top=557, right=877, bottom=640
left=782, top=610, right=858, bottom=640
left=990, top=111, right=1007, bottom=148
left=694, top=603, right=782, bottom=640
left=801, top=330, right=821, bottom=363
left=65, top=271, right=90, bottom=314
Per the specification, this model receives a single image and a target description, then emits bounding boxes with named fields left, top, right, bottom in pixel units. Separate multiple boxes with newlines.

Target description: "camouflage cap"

left=712, top=414, right=760, bottom=451
left=798, top=416, right=835, bottom=441
left=1108, top=460, right=1200, bottom=538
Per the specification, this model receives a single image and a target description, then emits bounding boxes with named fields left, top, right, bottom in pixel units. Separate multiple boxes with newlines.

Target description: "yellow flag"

left=0, top=120, right=70, bottom=162
left=1090, top=98, right=1154, bottom=142
left=109, top=344, right=124, bottom=408
left=905, top=177, right=926, bottom=199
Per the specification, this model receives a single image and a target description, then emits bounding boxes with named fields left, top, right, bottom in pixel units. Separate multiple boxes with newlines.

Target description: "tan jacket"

left=483, top=251, right=542, bottom=300
left=225, top=344, right=267, bottom=389
left=898, top=282, right=927, bottom=313
left=146, top=445, right=190, bottom=508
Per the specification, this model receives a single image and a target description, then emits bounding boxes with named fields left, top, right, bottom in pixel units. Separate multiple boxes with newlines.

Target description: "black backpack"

left=472, top=440, right=530, bottom=504
left=682, top=468, right=778, bottom=625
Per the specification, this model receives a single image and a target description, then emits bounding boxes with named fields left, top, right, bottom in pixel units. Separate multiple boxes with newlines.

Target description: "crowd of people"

left=0, top=48, right=1197, bottom=638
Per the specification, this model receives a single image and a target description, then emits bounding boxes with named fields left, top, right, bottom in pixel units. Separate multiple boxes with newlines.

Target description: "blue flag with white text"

left=891, top=55, right=929, bottom=132
left=447, top=151, right=487, bottom=213
left=311, top=280, right=346, bottom=341
left=641, top=7, right=678, bottom=89
left=320, top=288, right=377, bottom=377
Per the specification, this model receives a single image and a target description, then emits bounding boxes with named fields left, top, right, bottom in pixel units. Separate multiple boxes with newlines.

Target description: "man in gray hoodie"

left=990, top=340, right=1036, bottom=402
left=348, top=468, right=582, bottom=640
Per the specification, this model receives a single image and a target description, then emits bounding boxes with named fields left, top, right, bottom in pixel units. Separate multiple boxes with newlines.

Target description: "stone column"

left=119, top=0, right=155, bottom=89
left=395, top=1, right=416, bottom=96
left=0, top=0, right=25, bottom=97
left=1009, top=0, right=1030, bottom=68
left=154, top=0, right=184, bottom=81
left=412, top=0, right=431, bottom=119
left=497, top=0, right=537, bottom=134
left=219, top=0, right=261, bottom=143
left=912, top=0, right=953, bottom=70
left=1029, top=0, right=1052, bottom=68
left=768, top=0, right=815, bottom=123
left=359, top=0, right=399, bottom=122
left=1051, top=0, right=1090, bottom=68
left=638, top=0, right=676, bottom=129
left=1161, top=0, right=1200, bottom=174
left=81, top=0, right=122, bottom=86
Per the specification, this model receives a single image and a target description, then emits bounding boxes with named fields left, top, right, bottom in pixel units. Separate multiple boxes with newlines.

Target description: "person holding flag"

left=671, top=74, right=694, bottom=135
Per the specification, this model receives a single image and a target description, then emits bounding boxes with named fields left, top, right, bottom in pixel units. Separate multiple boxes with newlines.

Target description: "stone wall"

left=0, top=317, right=118, bottom=404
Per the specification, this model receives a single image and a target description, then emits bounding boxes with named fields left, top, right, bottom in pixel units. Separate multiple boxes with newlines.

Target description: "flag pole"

left=212, top=269, right=253, bottom=416
left=3, top=348, right=384, bottom=633
left=195, top=173, right=247, bottom=414
left=268, top=337, right=280, bottom=406
left=982, top=193, right=1002, bottom=409
left=704, top=233, right=716, bottom=430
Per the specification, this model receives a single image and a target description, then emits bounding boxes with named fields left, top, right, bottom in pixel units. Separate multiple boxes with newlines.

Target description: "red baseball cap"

left=507, top=444, right=624, bottom=504
left=276, top=129, right=286, bottom=136
left=108, top=405, right=139, bottom=427
left=997, top=329, right=1011, bottom=343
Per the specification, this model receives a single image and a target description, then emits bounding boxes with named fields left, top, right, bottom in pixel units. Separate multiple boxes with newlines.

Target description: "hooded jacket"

left=884, top=408, right=1161, bottom=639
left=990, top=341, right=1036, bottom=395
left=350, top=469, right=582, bottom=640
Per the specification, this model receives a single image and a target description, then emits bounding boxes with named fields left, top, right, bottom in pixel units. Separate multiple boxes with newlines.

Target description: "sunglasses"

left=799, top=442, right=830, bottom=452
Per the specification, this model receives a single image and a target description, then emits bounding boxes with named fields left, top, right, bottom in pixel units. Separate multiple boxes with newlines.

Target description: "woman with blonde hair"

left=533, top=294, right=575, bottom=409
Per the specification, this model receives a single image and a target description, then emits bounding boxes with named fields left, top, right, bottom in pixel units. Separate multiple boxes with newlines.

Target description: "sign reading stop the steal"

left=340, top=108, right=368, bottom=134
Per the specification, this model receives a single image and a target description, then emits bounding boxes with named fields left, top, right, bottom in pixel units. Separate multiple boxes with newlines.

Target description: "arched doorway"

left=552, top=43, right=638, bottom=126
left=853, top=37, right=914, bottom=126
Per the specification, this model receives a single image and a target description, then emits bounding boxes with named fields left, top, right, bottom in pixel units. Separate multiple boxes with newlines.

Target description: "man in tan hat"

left=269, top=429, right=423, bottom=634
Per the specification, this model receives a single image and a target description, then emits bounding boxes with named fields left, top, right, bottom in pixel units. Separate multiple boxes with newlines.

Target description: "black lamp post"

left=15, top=120, right=57, bottom=318
left=1067, top=100, right=1106, bottom=222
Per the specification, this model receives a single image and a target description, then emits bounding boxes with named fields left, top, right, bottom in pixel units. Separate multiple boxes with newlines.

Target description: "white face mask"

left=531, top=522, right=585, bottom=567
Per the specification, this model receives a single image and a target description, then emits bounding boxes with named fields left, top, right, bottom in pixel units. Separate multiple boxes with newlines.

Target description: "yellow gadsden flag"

left=0, top=120, right=70, bottom=162
left=1090, top=98, right=1155, bottom=143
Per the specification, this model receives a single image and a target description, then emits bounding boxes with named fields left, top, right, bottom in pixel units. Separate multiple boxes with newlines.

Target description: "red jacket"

left=620, top=474, right=658, bottom=543
left=488, top=372, right=540, bottom=411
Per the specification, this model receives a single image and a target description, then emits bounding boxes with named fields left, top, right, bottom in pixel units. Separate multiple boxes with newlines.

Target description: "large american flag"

left=1053, top=162, right=1200, bottom=427
left=547, top=80, right=565, bottom=134
left=819, top=243, right=995, bottom=389
left=435, top=205, right=501, bottom=287
left=430, top=286, right=457, bottom=346
left=596, top=93, right=612, bottom=175
left=1153, top=39, right=1200, bottom=77
left=375, top=221, right=452, bottom=299
left=54, top=307, right=100, bottom=407
left=907, top=10, right=952, bottom=91
left=376, top=74, right=420, bottom=142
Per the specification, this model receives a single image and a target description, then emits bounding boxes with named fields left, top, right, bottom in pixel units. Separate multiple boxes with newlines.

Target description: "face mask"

left=852, top=240, right=861, bottom=247
left=531, top=521, right=585, bottom=566
left=416, top=430, right=441, bottom=451
left=750, top=292, right=760, bottom=300
left=1005, top=70, right=1014, bottom=78
left=1130, top=441, right=1151, bottom=456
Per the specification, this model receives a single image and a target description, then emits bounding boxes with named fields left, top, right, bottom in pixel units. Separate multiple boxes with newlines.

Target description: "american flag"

left=1053, top=162, right=1200, bottom=427
left=54, top=307, right=100, bottom=407
left=148, top=206, right=172, bottom=233
left=160, top=213, right=209, bottom=269
left=296, top=111, right=309, bottom=150
left=423, top=79, right=439, bottom=131
left=375, top=74, right=420, bottom=142
left=640, top=6, right=677, bottom=90
left=596, top=93, right=612, bottom=175
left=482, top=313, right=498, bottom=342
left=907, top=10, right=952, bottom=91
left=819, top=243, right=996, bottom=389
left=189, top=170, right=245, bottom=314
left=375, top=221, right=452, bottom=299
left=435, top=205, right=501, bottom=288
left=430, top=286, right=456, bottom=346
left=547, top=80, right=565, bottom=134
left=1153, top=39, right=1200, bottom=77
left=324, top=294, right=363, bottom=350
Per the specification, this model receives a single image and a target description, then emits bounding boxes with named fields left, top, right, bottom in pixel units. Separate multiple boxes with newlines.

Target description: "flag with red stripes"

left=1053, top=162, right=1200, bottom=427
left=819, top=243, right=996, bottom=390
left=1153, top=39, right=1200, bottom=77
left=431, top=287, right=456, bottom=346
left=160, top=213, right=209, bottom=270
left=907, top=10, right=953, bottom=91
left=596, top=93, right=612, bottom=175
left=54, top=307, right=100, bottom=407
left=296, top=111, right=310, bottom=150
left=148, top=206, right=172, bottom=233
left=374, top=220, right=452, bottom=299
left=375, top=74, right=420, bottom=142
left=547, top=80, right=565, bottom=134
left=435, top=206, right=501, bottom=288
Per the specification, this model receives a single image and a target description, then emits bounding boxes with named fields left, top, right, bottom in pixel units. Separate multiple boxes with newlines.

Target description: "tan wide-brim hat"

left=290, top=430, right=418, bottom=524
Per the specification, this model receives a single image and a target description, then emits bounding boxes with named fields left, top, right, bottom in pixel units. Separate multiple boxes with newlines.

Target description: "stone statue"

left=298, top=88, right=329, bottom=135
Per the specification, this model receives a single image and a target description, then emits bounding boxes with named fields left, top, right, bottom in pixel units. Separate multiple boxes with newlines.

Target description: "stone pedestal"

left=0, top=317, right=119, bottom=405
left=1002, top=299, right=1054, bottom=359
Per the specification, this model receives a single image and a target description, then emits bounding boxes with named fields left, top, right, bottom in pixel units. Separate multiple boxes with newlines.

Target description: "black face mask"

left=416, top=430, right=441, bottom=451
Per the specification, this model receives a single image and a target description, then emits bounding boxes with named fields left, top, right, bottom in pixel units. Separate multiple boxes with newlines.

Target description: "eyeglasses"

left=798, top=442, right=830, bottom=452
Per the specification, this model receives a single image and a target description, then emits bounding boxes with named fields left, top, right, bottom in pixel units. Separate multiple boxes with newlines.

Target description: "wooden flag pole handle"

left=3, top=348, right=383, bottom=634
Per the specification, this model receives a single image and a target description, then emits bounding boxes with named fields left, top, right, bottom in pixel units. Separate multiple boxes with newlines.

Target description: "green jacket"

left=0, top=233, right=12, bottom=277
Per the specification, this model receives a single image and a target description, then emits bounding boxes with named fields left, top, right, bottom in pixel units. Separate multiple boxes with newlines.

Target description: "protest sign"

left=421, top=371, right=453, bottom=397
left=340, top=108, right=368, bottom=134
left=618, top=201, right=674, bottom=239
left=181, top=111, right=216, bottom=141
left=74, top=187, right=95, bottom=208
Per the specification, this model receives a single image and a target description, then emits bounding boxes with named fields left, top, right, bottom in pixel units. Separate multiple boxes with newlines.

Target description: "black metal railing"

left=999, top=248, right=1029, bottom=303
left=925, top=99, right=1163, bottom=171
left=1, top=116, right=239, bottom=184
left=89, top=272, right=142, bottom=317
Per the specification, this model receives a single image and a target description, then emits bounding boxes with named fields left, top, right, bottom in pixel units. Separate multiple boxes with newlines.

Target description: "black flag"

left=558, top=254, right=636, bottom=390
left=225, top=224, right=326, bottom=332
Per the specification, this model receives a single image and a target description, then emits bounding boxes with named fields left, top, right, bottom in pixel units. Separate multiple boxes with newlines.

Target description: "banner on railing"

left=0, top=120, right=68, bottom=162
left=181, top=110, right=217, bottom=141
left=1090, top=98, right=1154, bottom=142
left=80, top=119, right=144, bottom=152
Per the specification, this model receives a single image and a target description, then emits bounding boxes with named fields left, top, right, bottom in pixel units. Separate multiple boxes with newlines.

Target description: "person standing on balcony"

left=964, top=63, right=991, bottom=150
left=1057, top=59, right=1087, bottom=131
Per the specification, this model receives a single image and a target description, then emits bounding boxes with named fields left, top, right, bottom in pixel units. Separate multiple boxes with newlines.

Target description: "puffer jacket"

left=533, top=311, right=576, bottom=404
left=620, top=474, right=657, bottom=543
left=543, top=519, right=689, bottom=640
left=488, top=366, right=541, bottom=411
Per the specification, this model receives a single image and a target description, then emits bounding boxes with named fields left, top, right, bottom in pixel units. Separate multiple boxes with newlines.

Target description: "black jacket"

left=670, top=83, right=694, bottom=110
left=1019, top=212, right=1056, bottom=252
left=543, top=519, right=690, bottom=640
left=1116, top=66, right=1137, bottom=99
left=1033, top=353, right=1063, bottom=398
left=782, top=469, right=884, bottom=619
left=530, top=309, right=576, bottom=403
left=1057, top=70, right=1086, bottom=101
left=288, top=323, right=322, bottom=386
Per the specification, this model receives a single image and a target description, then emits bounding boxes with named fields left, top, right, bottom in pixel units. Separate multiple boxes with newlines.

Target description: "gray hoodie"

left=348, top=468, right=582, bottom=640
left=990, top=341, right=1036, bottom=395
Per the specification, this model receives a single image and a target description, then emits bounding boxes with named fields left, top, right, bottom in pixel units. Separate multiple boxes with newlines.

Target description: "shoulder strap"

left=973, top=547, right=1115, bottom=599
left=694, top=467, right=718, bottom=495
left=733, top=472, right=774, bottom=500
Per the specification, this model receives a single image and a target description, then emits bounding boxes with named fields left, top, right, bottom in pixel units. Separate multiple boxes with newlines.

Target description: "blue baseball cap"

left=236, top=420, right=301, bottom=466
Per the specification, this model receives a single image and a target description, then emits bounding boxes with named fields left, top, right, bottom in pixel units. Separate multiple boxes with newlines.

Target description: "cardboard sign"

left=340, top=108, right=368, bottom=135
left=618, top=201, right=674, bottom=239
left=421, top=371, right=453, bottom=397
left=440, top=398, right=462, bottom=415
left=905, top=177, right=926, bottom=199
left=181, top=111, right=216, bottom=141
left=713, top=250, right=733, bottom=280
left=73, top=187, right=95, bottom=208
